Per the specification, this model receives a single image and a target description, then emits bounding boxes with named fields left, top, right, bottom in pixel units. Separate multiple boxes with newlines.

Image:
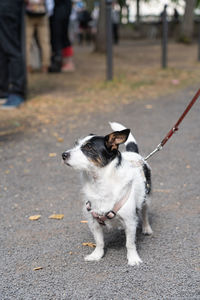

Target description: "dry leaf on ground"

left=145, top=104, right=153, bottom=109
left=33, top=267, right=43, bottom=271
left=80, top=220, right=88, bottom=224
left=82, top=242, right=96, bottom=248
left=48, top=214, right=64, bottom=220
left=49, top=153, right=57, bottom=157
left=29, top=215, right=41, bottom=221
left=57, top=137, right=64, bottom=142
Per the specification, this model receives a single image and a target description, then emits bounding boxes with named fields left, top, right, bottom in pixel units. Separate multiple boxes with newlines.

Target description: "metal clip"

left=144, top=143, right=162, bottom=161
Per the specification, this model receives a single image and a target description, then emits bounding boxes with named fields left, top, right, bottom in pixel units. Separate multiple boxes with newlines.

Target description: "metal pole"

left=106, top=0, right=113, bottom=81
left=198, top=21, right=200, bottom=61
left=162, top=5, right=168, bottom=69
left=136, top=0, right=140, bottom=29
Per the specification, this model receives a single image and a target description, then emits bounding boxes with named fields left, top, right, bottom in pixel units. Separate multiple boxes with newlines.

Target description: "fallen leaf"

left=49, top=153, right=57, bottom=157
left=33, top=267, right=43, bottom=271
left=82, top=242, right=96, bottom=248
left=57, top=137, right=64, bottom=143
left=29, top=215, right=41, bottom=221
left=26, top=158, right=32, bottom=163
left=145, top=104, right=152, bottom=109
left=186, top=164, right=191, bottom=169
left=80, top=220, right=88, bottom=224
left=48, top=214, right=64, bottom=220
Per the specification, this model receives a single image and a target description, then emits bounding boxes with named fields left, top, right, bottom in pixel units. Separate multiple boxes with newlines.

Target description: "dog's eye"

left=81, top=143, right=93, bottom=152
left=85, top=143, right=92, bottom=150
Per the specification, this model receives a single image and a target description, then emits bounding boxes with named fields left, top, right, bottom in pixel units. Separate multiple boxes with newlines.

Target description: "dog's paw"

left=128, top=256, right=142, bottom=266
left=84, top=248, right=104, bottom=262
left=142, top=225, right=153, bottom=235
left=127, top=252, right=142, bottom=266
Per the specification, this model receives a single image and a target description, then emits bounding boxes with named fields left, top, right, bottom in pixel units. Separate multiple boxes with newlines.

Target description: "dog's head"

left=62, top=129, right=130, bottom=171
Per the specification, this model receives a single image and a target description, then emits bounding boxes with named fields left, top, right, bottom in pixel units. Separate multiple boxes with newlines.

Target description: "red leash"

left=145, top=88, right=200, bottom=161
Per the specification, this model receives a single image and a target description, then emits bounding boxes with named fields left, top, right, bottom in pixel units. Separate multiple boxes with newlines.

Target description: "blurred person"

left=91, top=1, right=99, bottom=42
left=25, top=0, right=54, bottom=73
left=69, top=1, right=79, bottom=44
left=77, top=2, right=92, bottom=45
left=0, top=0, right=26, bottom=109
left=160, top=4, right=168, bottom=22
left=112, top=2, right=120, bottom=45
left=49, top=0, right=75, bottom=73
left=173, top=8, right=179, bottom=23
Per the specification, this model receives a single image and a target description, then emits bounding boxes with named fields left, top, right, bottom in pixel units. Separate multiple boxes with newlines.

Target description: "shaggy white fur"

left=62, top=122, right=153, bottom=266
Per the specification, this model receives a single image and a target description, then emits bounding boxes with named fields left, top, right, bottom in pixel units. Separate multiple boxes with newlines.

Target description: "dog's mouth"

left=63, top=160, right=72, bottom=167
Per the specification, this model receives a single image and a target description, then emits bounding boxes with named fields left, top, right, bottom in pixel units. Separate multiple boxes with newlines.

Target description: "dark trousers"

left=112, top=23, right=119, bottom=45
left=49, top=0, right=71, bottom=56
left=0, top=0, right=26, bottom=97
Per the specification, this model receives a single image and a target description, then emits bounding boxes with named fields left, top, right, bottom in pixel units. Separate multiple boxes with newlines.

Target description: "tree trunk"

left=95, top=0, right=106, bottom=53
left=180, top=0, right=196, bottom=43
left=136, top=0, right=140, bottom=28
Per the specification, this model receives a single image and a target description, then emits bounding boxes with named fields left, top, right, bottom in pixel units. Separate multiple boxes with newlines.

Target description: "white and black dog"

left=62, top=122, right=153, bottom=266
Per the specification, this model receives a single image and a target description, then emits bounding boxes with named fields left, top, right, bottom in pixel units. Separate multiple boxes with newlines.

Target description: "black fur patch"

left=126, top=142, right=139, bottom=153
left=81, top=136, right=118, bottom=167
left=143, top=163, right=151, bottom=194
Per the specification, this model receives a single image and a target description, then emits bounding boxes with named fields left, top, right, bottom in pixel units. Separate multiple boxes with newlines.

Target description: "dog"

left=62, top=122, right=153, bottom=266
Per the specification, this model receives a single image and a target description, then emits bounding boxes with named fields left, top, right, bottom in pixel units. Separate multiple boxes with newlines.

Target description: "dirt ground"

left=0, top=39, right=200, bottom=137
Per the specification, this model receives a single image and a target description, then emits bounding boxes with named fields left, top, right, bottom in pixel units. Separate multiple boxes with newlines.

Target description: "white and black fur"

left=62, top=122, right=153, bottom=266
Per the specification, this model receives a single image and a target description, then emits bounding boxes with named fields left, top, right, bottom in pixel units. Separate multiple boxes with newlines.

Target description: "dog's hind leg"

left=141, top=203, right=153, bottom=235
left=124, top=218, right=142, bottom=266
left=84, top=221, right=104, bottom=262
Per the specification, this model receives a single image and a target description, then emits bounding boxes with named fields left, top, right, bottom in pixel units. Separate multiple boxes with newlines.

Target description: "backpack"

left=26, top=0, right=46, bottom=16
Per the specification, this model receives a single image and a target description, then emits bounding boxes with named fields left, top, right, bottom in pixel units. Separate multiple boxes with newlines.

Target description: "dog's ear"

left=105, top=129, right=130, bottom=151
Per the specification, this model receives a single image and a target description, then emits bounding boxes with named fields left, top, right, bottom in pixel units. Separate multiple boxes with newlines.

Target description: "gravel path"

left=0, top=86, right=200, bottom=300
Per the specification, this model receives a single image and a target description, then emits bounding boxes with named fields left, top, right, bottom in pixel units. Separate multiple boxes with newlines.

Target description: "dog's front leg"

left=124, top=219, right=142, bottom=266
left=84, top=220, right=104, bottom=262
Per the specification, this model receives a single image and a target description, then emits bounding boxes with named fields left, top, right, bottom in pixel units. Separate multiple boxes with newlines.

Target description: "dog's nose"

left=62, top=152, right=70, bottom=160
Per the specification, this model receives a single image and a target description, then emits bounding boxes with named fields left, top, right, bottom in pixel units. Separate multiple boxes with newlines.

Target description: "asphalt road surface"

left=1, top=86, right=200, bottom=299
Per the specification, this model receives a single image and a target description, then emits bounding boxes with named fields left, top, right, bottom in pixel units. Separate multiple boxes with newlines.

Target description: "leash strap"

left=145, top=88, right=200, bottom=161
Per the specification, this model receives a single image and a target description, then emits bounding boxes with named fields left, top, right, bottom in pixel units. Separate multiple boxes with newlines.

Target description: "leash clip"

left=144, top=143, right=162, bottom=161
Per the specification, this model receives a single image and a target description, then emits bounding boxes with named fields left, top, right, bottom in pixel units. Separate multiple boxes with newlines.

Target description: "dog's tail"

left=109, top=122, right=139, bottom=153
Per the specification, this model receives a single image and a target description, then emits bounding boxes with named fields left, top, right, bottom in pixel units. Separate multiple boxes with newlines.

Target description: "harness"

left=86, top=160, right=146, bottom=226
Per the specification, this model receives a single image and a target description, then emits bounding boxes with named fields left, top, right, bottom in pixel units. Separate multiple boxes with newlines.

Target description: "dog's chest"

left=83, top=181, right=116, bottom=212
left=82, top=175, right=132, bottom=215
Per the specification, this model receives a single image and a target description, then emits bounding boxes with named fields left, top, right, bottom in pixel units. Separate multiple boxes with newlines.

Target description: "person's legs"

left=0, top=45, right=9, bottom=101
left=49, top=12, right=63, bottom=72
left=113, top=23, right=119, bottom=44
left=37, top=16, right=50, bottom=72
left=26, top=16, right=35, bottom=72
left=60, top=7, right=75, bottom=72
left=0, top=3, right=26, bottom=108
left=49, top=2, right=73, bottom=73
